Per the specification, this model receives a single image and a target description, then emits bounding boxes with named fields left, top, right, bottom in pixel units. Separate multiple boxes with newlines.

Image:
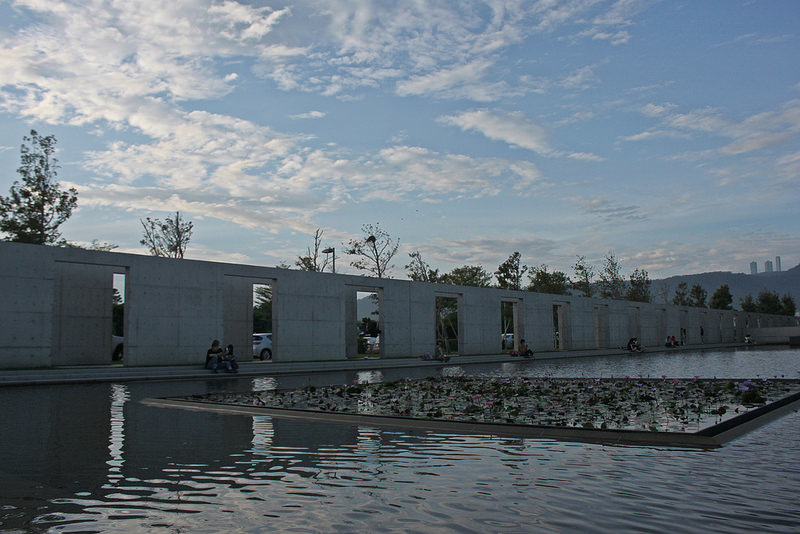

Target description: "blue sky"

left=1, top=0, right=798, bottom=279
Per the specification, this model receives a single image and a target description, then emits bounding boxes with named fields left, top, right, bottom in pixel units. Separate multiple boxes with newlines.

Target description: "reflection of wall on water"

left=121, top=400, right=254, bottom=475
left=0, top=384, right=111, bottom=495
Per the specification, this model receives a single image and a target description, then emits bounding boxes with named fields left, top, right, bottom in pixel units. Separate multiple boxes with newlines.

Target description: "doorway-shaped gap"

left=111, top=273, right=126, bottom=362
left=500, top=301, right=517, bottom=352
left=436, top=296, right=459, bottom=355
left=356, top=290, right=381, bottom=357
left=252, top=282, right=273, bottom=361
left=552, top=304, right=563, bottom=350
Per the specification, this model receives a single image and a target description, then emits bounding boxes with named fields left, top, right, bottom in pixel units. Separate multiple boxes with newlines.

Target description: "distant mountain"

left=651, top=263, right=800, bottom=307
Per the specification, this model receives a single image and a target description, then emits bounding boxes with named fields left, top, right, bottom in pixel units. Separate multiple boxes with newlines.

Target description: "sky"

left=0, top=0, right=798, bottom=280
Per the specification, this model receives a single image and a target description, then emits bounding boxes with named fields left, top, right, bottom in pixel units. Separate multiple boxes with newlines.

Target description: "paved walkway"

left=0, top=344, right=743, bottom=387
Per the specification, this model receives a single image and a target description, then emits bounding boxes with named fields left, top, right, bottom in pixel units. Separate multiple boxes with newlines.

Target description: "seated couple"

left=510, top=339, right=534, bottom=358
left=420, top=344, right=451, bottom=362
left=627, top=337, right=644, bottom=352
left=206, top=339, right=239, bottom=373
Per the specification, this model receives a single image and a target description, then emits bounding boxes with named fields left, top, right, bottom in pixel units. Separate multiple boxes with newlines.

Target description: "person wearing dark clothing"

left=223, top=344, right=239, bottom=373
left=519, top=339, right=534, bottom=358
left=206, top=339, right=229, bottom=372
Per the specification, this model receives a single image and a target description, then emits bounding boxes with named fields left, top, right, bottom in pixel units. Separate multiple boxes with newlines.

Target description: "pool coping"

left=142, top=388, right=800, bottom=449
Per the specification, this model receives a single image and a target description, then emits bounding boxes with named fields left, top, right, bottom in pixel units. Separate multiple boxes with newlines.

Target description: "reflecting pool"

left=1, top=347, right=799, bottom=532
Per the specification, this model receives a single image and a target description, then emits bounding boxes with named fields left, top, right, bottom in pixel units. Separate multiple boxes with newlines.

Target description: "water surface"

left=1, top=347, right=799, bottom=532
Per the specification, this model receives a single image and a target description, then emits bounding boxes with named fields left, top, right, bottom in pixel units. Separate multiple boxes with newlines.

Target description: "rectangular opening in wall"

left=500, top=301, right=516, bottom=352
left=356, top=290, right=381, bottom=357
left=552, top=304, right=562, bottom=349
left=436, top=296, right=459, bottom=355
left=252, top=283, right=273, bottom=361
left=111, top=273, right=126, bottom=362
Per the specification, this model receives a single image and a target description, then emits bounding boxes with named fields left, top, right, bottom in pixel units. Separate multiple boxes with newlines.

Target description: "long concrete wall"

left=1, top=242, right=796, bottom=369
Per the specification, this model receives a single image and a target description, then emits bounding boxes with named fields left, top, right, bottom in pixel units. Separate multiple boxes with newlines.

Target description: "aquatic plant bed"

left=173, top=376, right=800, bottom=435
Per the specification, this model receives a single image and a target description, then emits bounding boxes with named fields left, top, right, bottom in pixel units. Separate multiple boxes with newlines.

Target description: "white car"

left=252, top=333, right=272, bottom=360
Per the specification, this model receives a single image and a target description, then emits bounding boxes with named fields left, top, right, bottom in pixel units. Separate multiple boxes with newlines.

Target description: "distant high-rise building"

left=765, top=260, right=773, bottom=273
left=750, top=261, right=758, bottom=275
left=776, top=256, right=781, bottom=272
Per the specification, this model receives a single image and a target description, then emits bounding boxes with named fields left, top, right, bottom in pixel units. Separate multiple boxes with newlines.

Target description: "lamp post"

left=322, top=247, right=335, bottom=273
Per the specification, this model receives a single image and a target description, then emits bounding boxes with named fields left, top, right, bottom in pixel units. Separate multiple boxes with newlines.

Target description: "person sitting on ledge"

left=519, top=339, right=534, bottom=358
left=206, top=339, right=229, bottom=373
left=627, top=337, right=644, bottom=352
left=744, top=334, right=754, bottom=344
left=434, top=343, right=450, bottom=362
left=223, top=344, right=240, bottom=373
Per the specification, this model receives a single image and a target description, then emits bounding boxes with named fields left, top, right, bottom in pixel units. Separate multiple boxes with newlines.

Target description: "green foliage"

left=0, top=130, right=78, bottom=245
left=436, top=296, right=459, bottom=353
left=359, top=316, right=379, bottom=337
left=740, top=294, right=757, bottom=312
left=140, top=211, right=193, bottom=258
left=739, top=291, right=794, bottom=315
left=689, top=284, right=707, bottom=307
left=405, top=250, right=440, bottom=282
left=708, top=284, right=733, bottom=310
left=440, top=265, right=492, bottom=287
left=252, top=285, right=272, bottom=332
left=344, top=223, right=399, bottom=278
left=598, top=251, right=624, bottom=299
left=625, top=268, right=651, bottom=303
left=571, top=255, right=595, bottom=297
left=495, top=251, right=528, bottom=290
left=781, top=294, right=796, bottom=316
left=528, top=264, right=570, bottom=295
left=672, top=282, right=690, bottom=306
left=112, top=288, right=124, bottom=337
left=756, top=290, right=782, bottom=315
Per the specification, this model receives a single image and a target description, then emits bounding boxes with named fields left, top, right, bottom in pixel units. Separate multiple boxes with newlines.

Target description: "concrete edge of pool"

left=142, top=390, right=800, bottom=450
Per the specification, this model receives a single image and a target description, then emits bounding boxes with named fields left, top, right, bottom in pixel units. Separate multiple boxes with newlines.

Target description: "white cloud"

left=629, top=100, right=800, bottom=157
left=439, top=109, right=553, bottom=155
left=440, top=109, right=604, bottom=162
left=290, top=110, right=327, bottom=119
left=568, top=152, right=606, bottom=162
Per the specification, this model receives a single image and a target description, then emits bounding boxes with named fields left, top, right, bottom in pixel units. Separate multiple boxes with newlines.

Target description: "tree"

left=740, top=294, right=757, bottom=312
left=689, top=284, right=707, bottom=308
left=405, top=250, right=440, bottom=282
left=781, top=294, right=796, bottom=316
left=0, top=130, right=78, bottom=245
left=572, top=255, right=595, bottom=297
left=625, top=268, right=651, bottom=303
left=440, top=265, right=492, bottom=287
left=344, top=223, right=399, bottom=278
left=708, top=285, right=733, bottom=310
left=756, top=290, right=782, bottom=315
left=495, top=252, right=528, bottom=290
left=598, top=251, right=624, bottom=300
left=672, top=282, right=690, bottom=306
left=296, top=228, right=330, bottom=272
left=140, top=211, right=193, bottom=258
left=528, top=264, right=570, bottom=295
